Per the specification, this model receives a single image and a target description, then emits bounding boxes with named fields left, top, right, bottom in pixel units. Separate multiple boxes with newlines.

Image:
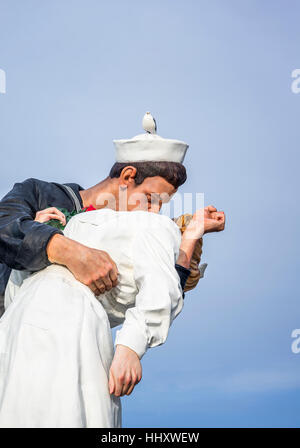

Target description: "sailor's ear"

left=119, top=166, right=137, bottom=187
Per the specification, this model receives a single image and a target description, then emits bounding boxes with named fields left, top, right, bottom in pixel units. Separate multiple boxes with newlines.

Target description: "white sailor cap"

left=113, top=112, right=189, bottom=164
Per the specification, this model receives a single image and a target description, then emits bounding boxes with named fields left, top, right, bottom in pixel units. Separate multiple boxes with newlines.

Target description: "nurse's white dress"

left=0, top=209, right=184, bottom=428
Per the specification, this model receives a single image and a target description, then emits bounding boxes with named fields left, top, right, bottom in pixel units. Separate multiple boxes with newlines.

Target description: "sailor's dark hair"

left=109, top=161, right=187, bottom=189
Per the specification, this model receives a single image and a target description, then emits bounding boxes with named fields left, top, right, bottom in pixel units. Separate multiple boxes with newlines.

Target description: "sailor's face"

left=126, top=176, right=177, bottom=213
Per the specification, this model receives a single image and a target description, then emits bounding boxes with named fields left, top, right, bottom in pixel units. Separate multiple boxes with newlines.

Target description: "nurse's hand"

left=203, top=206, right=225, bottom=234
left=176, top=206, right=225, bottom=269
left=182, top=205, right=225, bottom=241
left=109, top=344, right=142, bottom=397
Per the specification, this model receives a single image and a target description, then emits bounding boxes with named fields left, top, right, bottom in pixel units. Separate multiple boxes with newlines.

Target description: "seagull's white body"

left=142, top=112, right=157, bottom=134
left=114, top=111, right=189, bottom=163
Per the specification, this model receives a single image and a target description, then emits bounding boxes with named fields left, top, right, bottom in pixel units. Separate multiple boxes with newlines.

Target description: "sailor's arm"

left=54, top=217, right=119, bottom=295
left=0, top=178, right=63, bottom=271
left=0, top=178, right=118, bottom=293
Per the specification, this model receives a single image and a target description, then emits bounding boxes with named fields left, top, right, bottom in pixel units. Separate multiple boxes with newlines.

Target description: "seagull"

left=142, top=111, right=157, bottom=134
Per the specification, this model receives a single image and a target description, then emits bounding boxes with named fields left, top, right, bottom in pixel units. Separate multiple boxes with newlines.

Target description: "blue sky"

left=1, top=0, right=300, bottom=427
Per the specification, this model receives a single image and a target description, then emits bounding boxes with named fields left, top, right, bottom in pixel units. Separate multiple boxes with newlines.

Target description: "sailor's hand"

left=46, top=234, right=119, bottom=294
left=35, top=207, right=66, bottom=226
left=109, top=344, right=142, bottom=397
left=69, top=245, right=119, bottom=295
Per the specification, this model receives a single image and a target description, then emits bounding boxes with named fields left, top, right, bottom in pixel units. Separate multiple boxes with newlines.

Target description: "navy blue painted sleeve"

left=175, top=263, right=191, bottom=297
left=0, top=178, right=63, bottom=271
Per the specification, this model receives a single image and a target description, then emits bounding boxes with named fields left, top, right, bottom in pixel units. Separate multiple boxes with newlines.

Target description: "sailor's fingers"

left=88, top=281, right=101, bottom=297
left=94, top=279, right=107, bottom=295
left=101, top=275, right=113, bottom=291
left=109, top=269, right=119, bottom=288
left=106, top=256, right=119, bottom=289
left=94, top=253, right=119, bottom=291
left=79, top=250, right=119, bottom=294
